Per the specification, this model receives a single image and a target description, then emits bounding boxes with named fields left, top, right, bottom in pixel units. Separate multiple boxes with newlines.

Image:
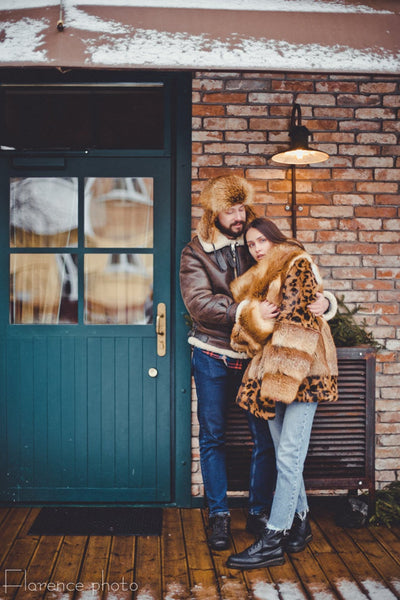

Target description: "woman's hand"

left=308, top=292, right=329, bottom=316
left=259, top=300, right=280, bottom=320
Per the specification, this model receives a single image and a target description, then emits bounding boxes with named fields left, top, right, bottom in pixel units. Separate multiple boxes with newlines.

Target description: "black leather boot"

left=208, top=514, right=231, bottom=550
left=226, top=528, right=285, bottom=570
left=246, top=509, right=269, bottom=537
left=286, top=513, right=312, bottom=553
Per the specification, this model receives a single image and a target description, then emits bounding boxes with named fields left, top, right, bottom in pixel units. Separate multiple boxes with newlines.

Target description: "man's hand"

left=259, top=300, right=280, bottom=320
left=308, top=292, right=329, bottom=317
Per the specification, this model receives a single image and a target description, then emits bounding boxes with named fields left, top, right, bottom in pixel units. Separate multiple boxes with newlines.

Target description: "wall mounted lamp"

left=270, top=102, right=329, bottom=236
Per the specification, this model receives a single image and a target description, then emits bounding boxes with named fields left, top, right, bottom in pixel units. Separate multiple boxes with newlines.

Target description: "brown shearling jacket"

left=179, top=233, right=253, bottom=357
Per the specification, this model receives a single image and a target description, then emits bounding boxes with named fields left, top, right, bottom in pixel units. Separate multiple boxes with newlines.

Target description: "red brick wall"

left=190, top=71, right=400, bottom=494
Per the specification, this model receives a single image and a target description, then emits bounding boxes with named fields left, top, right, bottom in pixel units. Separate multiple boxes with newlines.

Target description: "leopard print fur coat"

left=230, top=243, right=338, bottom=420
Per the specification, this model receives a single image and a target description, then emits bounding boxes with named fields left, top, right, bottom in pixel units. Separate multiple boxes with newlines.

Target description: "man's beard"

left=215, top=218, right=245, bottom=239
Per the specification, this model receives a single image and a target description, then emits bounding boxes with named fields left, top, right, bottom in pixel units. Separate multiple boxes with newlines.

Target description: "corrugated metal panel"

left=226, top=347, right=376, bottom=499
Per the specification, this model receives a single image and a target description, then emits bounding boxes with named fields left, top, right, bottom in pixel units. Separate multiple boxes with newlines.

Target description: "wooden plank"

left=18, top=508, right=41, bottom=538
left=43, top=536, right=87, bottom=600
left=161, top=508, right=191, bottom=599
left=369, top=525, right=400, bottom=566
left=228, top=508, right=279, bottom=600
left=268, top=557, right=309, bottom=600
left=0, top=537, right=40, bottom=600
left=297, top=506, right=369, bottom=599
left=75, top=536, right=112, bottom=600
left=345, top=525, right=400, bottom=598
left=210, top=509, right=249, bottom=600
left=289, top=546, right=338, bottom=600
left=312, top=507, right=398, bottom=599
left=0, top=507, right=10, bottom=525
left=0, top=510, right=44, bottom=600
left=134, top=535, right=162, bottom=600
left=181, top=508, right=220, bottom=600
left=14, top=536, right=62, bottom=600
left=2, top=506, right=400, bottom=600
left=311, top=550, right=369, bottom=600
left=0, top=508, right=33, bottom=565
left=104, top=536, right=136, bottom=600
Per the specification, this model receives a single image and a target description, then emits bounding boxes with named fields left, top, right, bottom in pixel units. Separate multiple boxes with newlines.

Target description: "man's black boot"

left=286, top=513, right=312, bottom=554
left=226, top=528, right=285, bottom=570
left=208, top=514, right=231, bottom=550
left=246, top=510, right=269, bottom=537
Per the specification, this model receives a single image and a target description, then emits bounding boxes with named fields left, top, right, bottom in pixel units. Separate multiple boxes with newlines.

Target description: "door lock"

left=156, top=302, right=166, bottom=357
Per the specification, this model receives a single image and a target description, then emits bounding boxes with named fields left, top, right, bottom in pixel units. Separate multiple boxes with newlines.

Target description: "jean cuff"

left=295, top=509, right=309, bottom=521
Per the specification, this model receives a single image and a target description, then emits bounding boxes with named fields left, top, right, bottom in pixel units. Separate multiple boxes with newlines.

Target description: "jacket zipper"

left=231, top=242, right=238, bottom=278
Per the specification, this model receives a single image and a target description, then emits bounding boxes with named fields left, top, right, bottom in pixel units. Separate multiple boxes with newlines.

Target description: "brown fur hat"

left=197, top=175, right=256, bottom=244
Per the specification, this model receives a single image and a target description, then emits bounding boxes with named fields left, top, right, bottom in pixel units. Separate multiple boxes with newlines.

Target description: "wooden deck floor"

left=0, top=501, right=400, bottom=600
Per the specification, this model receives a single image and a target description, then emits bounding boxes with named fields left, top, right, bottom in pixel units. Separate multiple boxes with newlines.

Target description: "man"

left=179, top=175, right=335, bottom=550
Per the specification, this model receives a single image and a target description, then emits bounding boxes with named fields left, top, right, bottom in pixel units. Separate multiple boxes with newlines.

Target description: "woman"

left=226, top=217, right=338, bottom=570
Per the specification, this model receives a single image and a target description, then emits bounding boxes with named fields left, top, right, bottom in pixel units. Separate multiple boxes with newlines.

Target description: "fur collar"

left=231, top=243, right=311, bottom=302
left=198, top=231, right=245, bottom=253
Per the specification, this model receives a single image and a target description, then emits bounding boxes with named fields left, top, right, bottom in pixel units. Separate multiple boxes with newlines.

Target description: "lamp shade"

left=271, top=104, right=329, bottom=165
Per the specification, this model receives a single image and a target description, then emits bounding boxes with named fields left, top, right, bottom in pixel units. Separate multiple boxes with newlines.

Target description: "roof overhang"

left=0, top=1, right=399, bottom=74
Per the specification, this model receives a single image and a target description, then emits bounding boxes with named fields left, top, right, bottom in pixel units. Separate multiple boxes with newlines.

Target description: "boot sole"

left=208, top=540, right=230, bottom=551
left=227, top=556, right=285, bottom=570
left=286, top=534, right=313, bottom=554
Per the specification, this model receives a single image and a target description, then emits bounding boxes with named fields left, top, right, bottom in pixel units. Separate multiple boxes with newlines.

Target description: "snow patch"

left=0, top=17, right=48, bottom=62
left=391, top=579, right=400, bottom=597
left=362, top=579, right=398, bottom=600
left=190, top=584, right=219, bottom=600
left=252, top=581, right=280, bottom=600
left=136, top=589, right=157, bottom=600
left=277, top=581, right=308, bottom=599
left=308, top=583, right=339, bottom=600
left=335, top=579, right=369, bottom=600
left=164, top=583, right=189, bottom=600
left=83, top=28, right=400, bottom=74
left=2, top=1, right=394, bottom=15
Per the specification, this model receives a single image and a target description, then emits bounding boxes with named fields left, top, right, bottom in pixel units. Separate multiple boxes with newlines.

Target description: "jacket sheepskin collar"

left=198, top=231, right=246, bottom=253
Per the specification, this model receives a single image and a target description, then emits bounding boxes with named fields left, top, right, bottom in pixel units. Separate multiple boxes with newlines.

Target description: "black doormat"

left=28, top=507, right=163, bottom=536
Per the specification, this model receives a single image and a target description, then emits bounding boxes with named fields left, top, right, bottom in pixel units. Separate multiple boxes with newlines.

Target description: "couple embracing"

left=179, top=175, right=338, bottom=570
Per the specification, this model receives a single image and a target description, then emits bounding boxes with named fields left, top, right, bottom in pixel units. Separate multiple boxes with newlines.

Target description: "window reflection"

left=85, top=177, right=153, bottom=248
left=84, top=254, right=153, bottom=325
left=10, top=178, right=78, bottom=247
left=10, top=253, right=78, bottom=324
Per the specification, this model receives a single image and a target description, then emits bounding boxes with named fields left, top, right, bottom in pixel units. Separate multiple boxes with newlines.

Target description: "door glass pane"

left=10, top=253, right=78, bottom=324
left=85, top=177, right=153, bottom=248
left=84, top=254, right=153, bottom=325
left=10, top=177, right=78, bottom=247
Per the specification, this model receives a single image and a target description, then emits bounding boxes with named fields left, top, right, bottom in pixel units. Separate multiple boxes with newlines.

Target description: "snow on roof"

left=5, top=1, right=395, bottom=13
left=0, top=1, right=399, bottom=73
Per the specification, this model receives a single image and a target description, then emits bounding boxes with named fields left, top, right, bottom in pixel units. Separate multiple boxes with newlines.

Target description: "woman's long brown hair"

left=244, top=217, right=305, bottom=250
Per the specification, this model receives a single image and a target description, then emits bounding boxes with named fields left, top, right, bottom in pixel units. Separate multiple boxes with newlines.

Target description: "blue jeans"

left=267, top=400, right=318, bottom=532
left=192, top=347, right=276, bottom=516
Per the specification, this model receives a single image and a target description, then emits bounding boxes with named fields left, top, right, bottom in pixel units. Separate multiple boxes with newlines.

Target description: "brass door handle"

left=156, top=302, right=166, bottom=356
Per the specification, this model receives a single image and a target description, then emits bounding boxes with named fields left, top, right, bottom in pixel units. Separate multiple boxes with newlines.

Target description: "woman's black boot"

left=226, top=528, right=285, bottom=570
left=286, top=513, right=312, bottom=553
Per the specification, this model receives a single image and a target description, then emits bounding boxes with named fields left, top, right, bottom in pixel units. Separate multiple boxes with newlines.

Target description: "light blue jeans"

left=267, top=400, right=318, bottom=532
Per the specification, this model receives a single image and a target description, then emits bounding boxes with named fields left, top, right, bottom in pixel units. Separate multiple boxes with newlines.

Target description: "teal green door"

left=0, top=156, right=173, bottom=503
